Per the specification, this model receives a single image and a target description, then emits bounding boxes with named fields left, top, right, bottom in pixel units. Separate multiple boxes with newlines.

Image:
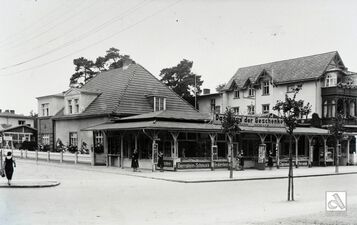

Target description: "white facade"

left=37, top=95, right=64, bottom=117
left=0, top=114, right=34, bottom=127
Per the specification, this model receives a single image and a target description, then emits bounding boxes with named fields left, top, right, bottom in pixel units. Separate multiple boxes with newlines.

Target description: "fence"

left=0, top=149, right=93, bottom=165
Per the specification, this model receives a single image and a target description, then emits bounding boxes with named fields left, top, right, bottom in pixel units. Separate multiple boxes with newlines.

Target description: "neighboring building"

left=198, top=51, right=357, bottom=167
left=0, top=109, right=37, bottom=149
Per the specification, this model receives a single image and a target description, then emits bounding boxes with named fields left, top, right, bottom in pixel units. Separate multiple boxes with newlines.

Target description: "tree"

left=69, top=47, right=135, bottom=87
left=221, top=107, right=241, bottom=178
left=70, top=57, right=96, bottom=88
left=329, top=113, right=344, bottom=173
left=160, top=59, right=203, bottom=107
left=216, top=83, right=226, bottom=93
left=273, top=85, right=311, bottom=201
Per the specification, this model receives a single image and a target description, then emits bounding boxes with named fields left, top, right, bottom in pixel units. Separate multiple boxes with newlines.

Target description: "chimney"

left=10, top=110, right=15, bottom=114
left=122, top=58, right=133, bottom=70
left=203, top=89, right=210, bottom=95
left=5, top=109, right=9, bottom=113
left=0, top=109, right=2, bottom=113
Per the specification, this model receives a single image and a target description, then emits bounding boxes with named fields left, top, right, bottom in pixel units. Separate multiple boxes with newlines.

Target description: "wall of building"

left=198, top=94, right=223, bottom=114
left=37, top=96, right=64, bottom=117
left=54, top=117, right=109, bottom=149
left=0, top=116, right=34, bottom=127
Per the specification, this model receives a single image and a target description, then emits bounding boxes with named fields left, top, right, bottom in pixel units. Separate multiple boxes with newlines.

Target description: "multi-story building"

left=0, top=109, right=36, bottom=149
left=198, top=51, right=357, bottom=167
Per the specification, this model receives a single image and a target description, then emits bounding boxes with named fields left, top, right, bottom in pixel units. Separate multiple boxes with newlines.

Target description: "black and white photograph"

left=0, top=0, right=357, bottom=224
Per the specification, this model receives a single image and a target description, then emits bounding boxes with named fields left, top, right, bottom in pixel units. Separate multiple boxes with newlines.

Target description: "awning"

left=83, top=120, right=222, bottom=132
left=83, top=120, right=330, bottom=135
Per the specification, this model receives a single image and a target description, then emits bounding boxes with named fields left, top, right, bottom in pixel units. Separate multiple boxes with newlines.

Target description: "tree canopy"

left=69, top=47, right=135, bottom=87
left=159, top=59, right=203, bottom=107
left=216, top=83, right=226, bottom=92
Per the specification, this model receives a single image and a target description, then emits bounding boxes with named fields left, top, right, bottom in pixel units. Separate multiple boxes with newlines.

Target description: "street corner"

left=0, top=179, right=60, bottom=188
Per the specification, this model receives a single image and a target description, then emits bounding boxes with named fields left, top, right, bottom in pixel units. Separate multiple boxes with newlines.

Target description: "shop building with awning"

left=198, top=51, right=357, bottom=167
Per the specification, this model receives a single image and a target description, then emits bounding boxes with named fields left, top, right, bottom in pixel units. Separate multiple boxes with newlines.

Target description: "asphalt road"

left=0, top=162, right=356, bottom=225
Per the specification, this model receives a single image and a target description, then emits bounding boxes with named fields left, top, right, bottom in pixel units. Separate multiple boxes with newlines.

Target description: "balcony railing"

left=321, top=86, right=357, bottom=97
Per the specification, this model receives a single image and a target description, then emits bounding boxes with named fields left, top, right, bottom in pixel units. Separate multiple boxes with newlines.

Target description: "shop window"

left=247, top=105, right=255, bottom=115
left=262, top=81, right=270, bottom=95
left=262, top=104, right=270, bottom=114
left=41, top=103, right=49, bottom=116
left=69, top=132, right=78, bottom=146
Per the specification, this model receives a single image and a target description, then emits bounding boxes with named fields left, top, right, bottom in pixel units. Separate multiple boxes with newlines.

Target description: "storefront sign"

left=176, top=161, right=211, bottom=169
left=215, top=114, right=285, bottom=127
left=214, top=161, right=229, bottom=168
left=3, top=136, right=12, bottom=141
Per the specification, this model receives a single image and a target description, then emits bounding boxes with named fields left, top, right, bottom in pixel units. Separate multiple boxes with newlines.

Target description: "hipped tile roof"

left=225, top=51, right=341, bottom=90
left=55, top=64, right=199, bottom=119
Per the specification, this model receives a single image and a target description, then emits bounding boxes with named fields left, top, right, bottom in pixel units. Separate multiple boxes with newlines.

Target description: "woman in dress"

left=131, top=149, right=139, bottom=172
left=4, top=151, right=16, bottom=185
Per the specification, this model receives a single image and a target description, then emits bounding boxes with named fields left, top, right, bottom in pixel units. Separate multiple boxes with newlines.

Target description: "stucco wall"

left=0, top=117, right=34, bottom=127
left=198, top=94, right=223, bottom=114
left=54, top=117, right=109, bottom=148
left=37, top=96, right=64, bottom=117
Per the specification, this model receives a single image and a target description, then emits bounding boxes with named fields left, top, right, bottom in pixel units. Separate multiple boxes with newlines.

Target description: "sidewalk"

left=16, top=159, right=357, bottom=183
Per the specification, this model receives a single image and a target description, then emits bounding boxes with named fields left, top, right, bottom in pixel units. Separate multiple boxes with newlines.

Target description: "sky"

left=0, top=0, right=357, bottom=115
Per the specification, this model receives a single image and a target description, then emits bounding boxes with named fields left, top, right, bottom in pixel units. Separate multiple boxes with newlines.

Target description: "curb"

left=0, top=180, right=60, bottom=188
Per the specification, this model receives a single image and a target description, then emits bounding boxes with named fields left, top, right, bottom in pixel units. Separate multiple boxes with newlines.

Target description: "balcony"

left=322, top=117, right=357, bottom=126
left=321, top=86, right=357, bottom=97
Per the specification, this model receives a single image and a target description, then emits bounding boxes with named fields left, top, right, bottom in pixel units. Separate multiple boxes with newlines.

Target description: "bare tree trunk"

left=288, top=134, right=294, bottom=201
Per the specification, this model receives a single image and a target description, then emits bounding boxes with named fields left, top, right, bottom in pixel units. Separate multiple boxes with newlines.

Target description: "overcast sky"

left=1, top=0, right=357, bottom=115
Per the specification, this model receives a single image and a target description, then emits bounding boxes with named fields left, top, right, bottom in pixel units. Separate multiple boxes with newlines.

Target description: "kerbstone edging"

left=0, top=180, right=60, bottom=188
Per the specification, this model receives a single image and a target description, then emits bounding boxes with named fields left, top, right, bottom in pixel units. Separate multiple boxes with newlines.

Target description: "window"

left=323, top=100, right=336, bottom=118
left=95, top=131, right=103, bottom=145
left=210, top=98, right=216, bottom=112
left=232, top=107, right=239, bottom=115
left=234, top=89, right=239, bottom=98
left=41, top=103, right=49, bottom=116
left=214, top=106, right=221, bottom=114
left=154, top=97, right=166, bottom=111
left=247, top=105, right=255, bottom=115
left=42, top=135, right=50, bottom=145
left=74, top=99, right=79, bottom=113
left=262, top=81, right=270, bottom=95
left=69, top=132, right=78, bottom=146
left=262, top=104, right=270, bottom=114
left=248, top=85, right=255, bottom=97
left=325, top=74, right=337, bottom=87
left=68, top=100, right=73, bottom=114
left=18, top=120, right=25, bottom=125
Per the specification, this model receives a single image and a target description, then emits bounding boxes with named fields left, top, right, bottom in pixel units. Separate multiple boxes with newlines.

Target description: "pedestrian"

left=240, top=152, right=244, bottom=170
left=131, top=149, right=139, bottom=172
left=4, top=152, right=16, bottom=185
left=157, top=151, right=164, bottom=172
left=268, top=151, right=273, bottom=170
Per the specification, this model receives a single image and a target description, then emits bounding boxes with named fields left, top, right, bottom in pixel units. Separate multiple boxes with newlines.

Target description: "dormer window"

left=154, top=97, right=166, bottom=111
left=262, top=81, right=270, bottom=95
left=325, top=73, right=337, bottom=87
left=248, top=85, right=255, bottom=97
left=74, top=99, right=79, bottom=113
left=68, top=100, right=73, bottom=114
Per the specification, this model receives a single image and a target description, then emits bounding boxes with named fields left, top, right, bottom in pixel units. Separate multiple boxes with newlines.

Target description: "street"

left=1, top=161, right=356, bottom=225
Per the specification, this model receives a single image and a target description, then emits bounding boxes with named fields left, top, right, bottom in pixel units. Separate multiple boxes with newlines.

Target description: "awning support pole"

left=274, top=134, right=282, bottom=169
left=307, top=136, right=314, bottom=168
left=209, top=133, right=217, bottom=171
left=294, top=135, right=300, bottom=168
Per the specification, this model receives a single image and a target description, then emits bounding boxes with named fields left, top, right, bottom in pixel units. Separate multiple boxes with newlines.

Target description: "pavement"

left=0, top=179, right=60, bottom=188
left=14, top=158, right=357, bottom=183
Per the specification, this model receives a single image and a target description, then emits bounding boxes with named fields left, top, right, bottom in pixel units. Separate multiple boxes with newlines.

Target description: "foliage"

left=311, top=113, right=322, bottom=128
left=20, top=141, right=37, bottom=151
left=159, top=59, right=203, bottom=106
left=94, top=143, right=104, bottom=154
left=79, top=141, right=89, bottom=154
left=67, top=145, right=78, bottom=154
left=273, top=85, right=311, bottom=135
left=55, top=138, right=66, bottom=152
left=221, top=107, right=241, bottom=139
left=69, top=47, right=135, bottom=87
left=216, top=83, right=226, bottom=92
left=329, top=113, right=344, bottom=143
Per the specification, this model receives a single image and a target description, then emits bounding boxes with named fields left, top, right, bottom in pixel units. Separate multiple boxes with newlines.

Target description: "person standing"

left=239, top=152, right=244, bottom=170
left=4, top=152, right=16, bottom=185
left=157, top=151, right=164, bottom=172
left=268, top=151, right=273, bottom=170
left=131, top=149, right=139, bottom=172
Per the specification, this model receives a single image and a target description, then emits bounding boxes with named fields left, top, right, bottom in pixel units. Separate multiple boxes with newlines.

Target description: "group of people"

left=131, top=149, right=164, bottom=172
left=1, top=152, right=16, bottom=185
